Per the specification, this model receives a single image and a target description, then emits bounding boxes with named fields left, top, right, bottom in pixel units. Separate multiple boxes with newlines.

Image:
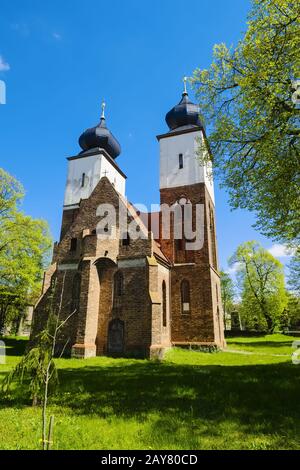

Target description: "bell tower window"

left=179, top=153, right=183, bottom=169
left=81, top=173, right=86, bottom=188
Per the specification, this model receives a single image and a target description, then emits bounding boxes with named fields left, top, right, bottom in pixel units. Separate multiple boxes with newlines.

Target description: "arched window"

left=181, top=280, right=191, bottom=315
left=114, top=271, right=124, bottom=297
left=71, top=273, right=81, bottom=313
left=113, top=271, right=124, bottom=317
left=217, top=306, right=222, bottom=343
left=179, top=153, right=183, bottom=169
left=162, top=281, right=167, bottom=327
left=209, top=206, right=217, bottom=269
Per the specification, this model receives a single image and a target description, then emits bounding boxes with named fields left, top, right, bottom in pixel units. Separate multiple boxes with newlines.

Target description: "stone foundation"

left=71, top=343, right=97, bottom=359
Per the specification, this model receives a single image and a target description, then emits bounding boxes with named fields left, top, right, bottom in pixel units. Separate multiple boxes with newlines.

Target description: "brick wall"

left=160, top=182, right=225, bottom=347
left=31, top=175, right=224, bottom=359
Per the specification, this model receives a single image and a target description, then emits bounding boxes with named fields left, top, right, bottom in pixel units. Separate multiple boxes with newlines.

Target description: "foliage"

left=288, top=248, right=300, bottom=295
left=192, top=0, right=300, bottom=244
left=2, top=274, right=77, bottom=449
left=0, top=289, right=27, bottom=334
left=0, top=167, right=24, bottom=217
left=2, top=331, right=58, bottom=404
left=2, top=287, right=59, bottom=405
left=229, top=241, right=287, bottom=332
left=220, top=270, right=235, bottom=325
left=281, top=292, right=300, bottom=330
left=0, top=168, right=52, bottom=331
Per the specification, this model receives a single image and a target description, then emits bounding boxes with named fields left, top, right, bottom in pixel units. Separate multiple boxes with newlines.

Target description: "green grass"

left=226, top=334, right=299, bottom=355
left=0, top=335, right=299, bottom=450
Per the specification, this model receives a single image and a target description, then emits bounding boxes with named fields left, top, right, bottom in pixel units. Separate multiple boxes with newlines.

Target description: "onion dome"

left=79, top=102, right=121, bottom=159
left=165, top=77, right=203, bottom=131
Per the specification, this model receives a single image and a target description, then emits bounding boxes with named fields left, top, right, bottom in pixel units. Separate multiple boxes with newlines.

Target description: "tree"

left=229, top=241, right=287, bottom=332
left=2, top=274, right=77, bottom=450
left=287, top=293, right=300, bottom=329
left=192, top=0, right=300, bottom=244
left=0, top=168, right=52, bottom=331
left=280, top=292, right=300, bottom=331
left=288, top=248, right=300, bottom=295
left=0, top=167, right=24, bottom=221
left=220, top=270, right=235, bottom=328
left=0, top=288, right=27, bottom=335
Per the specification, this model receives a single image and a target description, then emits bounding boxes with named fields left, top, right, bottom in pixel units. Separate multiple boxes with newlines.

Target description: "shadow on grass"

left=1, top=338, right=300, bottom=448
left=57, top=361, right=300, bottom=446
left=0, top=337, right=27, bottom=357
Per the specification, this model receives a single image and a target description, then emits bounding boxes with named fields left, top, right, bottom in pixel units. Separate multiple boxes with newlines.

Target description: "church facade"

left=31, top=84, right=225, bottom=358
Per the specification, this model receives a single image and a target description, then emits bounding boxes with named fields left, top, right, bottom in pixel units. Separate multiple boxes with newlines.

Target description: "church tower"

left=31, top=101, right=173, bottom=359
left=158, top=79, right=225, bottom=348
left=31, top=85, right=224, bottom=360
left=60, top=102, right=126, bottom=240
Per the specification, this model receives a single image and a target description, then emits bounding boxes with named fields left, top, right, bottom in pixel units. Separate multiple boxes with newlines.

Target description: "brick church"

left=31, top=82, right=225, bottom=358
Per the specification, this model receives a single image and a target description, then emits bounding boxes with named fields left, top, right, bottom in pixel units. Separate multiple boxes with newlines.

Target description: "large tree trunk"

left=12, top=311, right=23, bottom=336
left=265, top=315, right=275, bottom=333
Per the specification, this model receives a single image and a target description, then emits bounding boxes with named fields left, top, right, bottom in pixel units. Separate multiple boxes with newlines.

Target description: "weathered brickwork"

left=30, top=84, right=226, bottom=359
left=31, top=177, right=171, bottom=358
left=60, top=207, right=79, bottom=241
left=160, top=182, right=225, bottom=348
left=31, top=171, right=225, bottom=358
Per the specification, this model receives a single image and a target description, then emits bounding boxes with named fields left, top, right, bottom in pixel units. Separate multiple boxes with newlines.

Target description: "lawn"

left=0, top=334, right=299, bottom=450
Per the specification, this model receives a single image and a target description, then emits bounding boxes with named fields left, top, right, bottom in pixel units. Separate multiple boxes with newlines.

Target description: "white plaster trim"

left=57, top=263, right=79, bottom=271
left=159, top=129, right=215, bottom=204
left=64, top=153, right=126, bottom=206
left=63, top=204, right=80, bottom=211
left=174, top=263, right=196, bottom=267
left=118, top=258, right=146, bottom=268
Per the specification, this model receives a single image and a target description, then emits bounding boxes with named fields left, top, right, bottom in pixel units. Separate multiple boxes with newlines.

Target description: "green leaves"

left=288, top=248, right=300, bottom=295
left=0, top=168, right=24, bottom=218
left=2, top=342, right=58, bottom=402
left=192, top=0, right=300, bottom=244
left=220, top=271, right=235, bottom=315
left=229, top=241, right=287, bottom=332
left=0, top=167, right=52, bottom=330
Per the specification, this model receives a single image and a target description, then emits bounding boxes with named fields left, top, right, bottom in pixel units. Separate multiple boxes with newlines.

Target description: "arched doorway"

left=108, top=319, right=124, bottom=354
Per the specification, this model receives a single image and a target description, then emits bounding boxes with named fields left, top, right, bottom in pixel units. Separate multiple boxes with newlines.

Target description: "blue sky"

left=0, top=0, right=293, bottom=275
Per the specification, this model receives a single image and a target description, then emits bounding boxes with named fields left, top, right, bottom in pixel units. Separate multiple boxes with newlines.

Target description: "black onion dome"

left=165, top=92, right=203, bottom=131
left=79, top=116, right=121, bottom=159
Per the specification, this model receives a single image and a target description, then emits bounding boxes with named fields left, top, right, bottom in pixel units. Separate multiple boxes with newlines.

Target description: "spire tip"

left=101, top=100, right=106, bottom=119
left=183, top=76, right=188, bottom=95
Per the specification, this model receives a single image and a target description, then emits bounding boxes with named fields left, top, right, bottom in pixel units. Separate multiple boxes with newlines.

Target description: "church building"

left=31, top=82, right=225, bottom=358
